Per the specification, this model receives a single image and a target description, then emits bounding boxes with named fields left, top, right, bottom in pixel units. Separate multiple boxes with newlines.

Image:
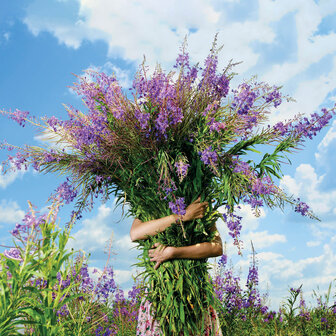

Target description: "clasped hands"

left=149, top=196, right=210, bottom=270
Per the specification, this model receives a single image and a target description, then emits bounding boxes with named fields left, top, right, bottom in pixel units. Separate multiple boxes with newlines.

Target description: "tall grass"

left=1, top=201, right=335, bottom=335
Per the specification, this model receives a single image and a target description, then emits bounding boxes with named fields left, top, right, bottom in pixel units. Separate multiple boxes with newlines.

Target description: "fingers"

left=148, top=243, right=165, bottom=270
left=149, top=254, right=162, bottom=270
left=149, top=243, right=159, bottom=256
left=191, top=197, right=215, bottom=205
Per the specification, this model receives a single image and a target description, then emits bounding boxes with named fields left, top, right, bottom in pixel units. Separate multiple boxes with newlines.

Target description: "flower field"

left=1, top=37, right=336, bottom=335
left=1, top=201, right=336, bottom=336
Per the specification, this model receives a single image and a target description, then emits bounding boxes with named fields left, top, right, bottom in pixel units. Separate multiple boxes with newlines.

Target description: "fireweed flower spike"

left=1, top=37, right=335, bottom=335
left=3, top=248, right=23, bottom=261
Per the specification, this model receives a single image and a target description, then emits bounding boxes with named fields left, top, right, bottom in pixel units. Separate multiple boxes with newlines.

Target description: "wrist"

left=171, top=214, right=179, bottom=223
left=170, top=246, right=180, bottom=258
left=172, top=214, right=185, bottom=223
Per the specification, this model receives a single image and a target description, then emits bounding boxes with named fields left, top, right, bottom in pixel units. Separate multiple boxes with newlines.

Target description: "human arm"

left=148, top=224, right=223, bottom=270
left=129, top=196, right=208, bottom=242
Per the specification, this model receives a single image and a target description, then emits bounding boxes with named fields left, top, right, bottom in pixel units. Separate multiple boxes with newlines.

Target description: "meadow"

left=1, top=200, right=335, bottom=336
left=1, top=40, right=336, bottom=336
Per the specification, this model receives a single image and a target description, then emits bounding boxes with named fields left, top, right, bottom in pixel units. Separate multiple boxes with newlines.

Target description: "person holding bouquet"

left=130, top=197, right=223, bottom=336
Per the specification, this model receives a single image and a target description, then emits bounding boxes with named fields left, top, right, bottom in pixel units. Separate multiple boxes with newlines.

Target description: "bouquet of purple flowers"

left=1, top=37, right=335, bottom=335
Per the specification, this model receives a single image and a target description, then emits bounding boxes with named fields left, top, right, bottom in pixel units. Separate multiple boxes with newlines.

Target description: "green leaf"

left=179, top=301, right=185, bottom=323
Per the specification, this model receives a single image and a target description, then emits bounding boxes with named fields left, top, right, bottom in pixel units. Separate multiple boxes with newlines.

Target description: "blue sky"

left=1, top=0, right=336, bottom=310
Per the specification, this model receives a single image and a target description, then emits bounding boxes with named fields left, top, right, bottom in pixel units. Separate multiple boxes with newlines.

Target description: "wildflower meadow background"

left=1, top=1, right=336, bottom=334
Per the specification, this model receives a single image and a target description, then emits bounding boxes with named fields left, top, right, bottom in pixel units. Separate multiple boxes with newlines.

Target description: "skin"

left=130, top=197, right=223, bottom=270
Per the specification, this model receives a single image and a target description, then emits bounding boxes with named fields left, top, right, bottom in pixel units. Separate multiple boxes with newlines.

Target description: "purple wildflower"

left=11, top=208, right=46, bottom=238
left=265, top=88, right=282, bottom=108
left=213, top=268, right=243, bottom=311
left=56, top=179, right=77, bottom=204
left=8, top=151, right=29, bottom=171
left=244, top=196, right=263, bottom=208
left=261, top=305, right=268, bottom=314
left=273, top=106, right=336, bottom=141
left=128, top=284, right=142, bottom=305
left=246, top=264, right=259, bottom=288
left=47, top=116, right=61, bottom=131
left=9, top=109, right=30, bottom=127
left=290, top=287, right=301, bottom=295
left=115, top=288, right=125, bottom=303
left=208, top=119, right=226, bottom=133
left=225, top=213, right=242, bottom=240
left=264, top=311, right=276, bottom=323
left=273, top=121, right=289, bottom=136
left=169, top=197, right=186, bottom=217
left=174, top=52, right=190, bottom=69
left=94, top=266, right=117, bottom=302
left=199, top=146, right=217, bottom=165
left=321, top=317, right=329, bottom=328
left=174, top=160, right=190, bottom=181
left=134, top=109, right=151, bottom=130
left=218, top=254, right=227, bottom=268
left=221, top=206, right=243, bottom=252
left=3, top=248, right=23, bottom=261
left=232, top=83, right=257, bottom=116
left=294, top=199, right=310, bottom=217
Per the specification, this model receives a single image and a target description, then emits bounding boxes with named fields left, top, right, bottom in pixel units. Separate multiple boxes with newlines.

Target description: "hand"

left=148, top=243, right=175, bottom=270
left=182, top=196, right=209, bottom=222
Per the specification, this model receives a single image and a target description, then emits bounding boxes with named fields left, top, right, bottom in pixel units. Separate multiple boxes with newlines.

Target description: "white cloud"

left=267, top=55, right=336, bottom=125
left=22, top=0, right=302, bottom=73
left=77, top=0, right=222, bottom=66
left=33, top=127, right=72, bottom=152
left=255, top=252, right=324, bottom=298
left=238, top=231, right=336, bottom=308
left=0, top=165, right=26, bottom=189
left=104, top=63, right=132, bottom=89
left=114, top=269, right=133, bottom=284
left=85, top=62, right=133, bottom=89
left=308, top=224, right=331, bottom=246
left=67, top=203, right=137, bottom=256
left=262, top=1, right=336, bottom=85
left=23, top=0, right=336, bottom=129
left=315, top=119, right=336, bottom=161
left=226, top=248, right=326, bottom=308
left=67, top=204, right=114, bottom=252
left=217, top=203, right=285, bottom=256
left=24, top=5, right=103, bottom=50
left=0, top=199, right=25, bottom=224
left=243, top=230, right=287, bottom=249
left=115, top=234, right=135, bottom=251
left=279, top=175, right=301, bottom=197
left=280, top=163, right=336, bottom=214
left=238, top=204, right=267, bottom=231
left=259, top=1, right=336, bottom=125
left=306, top=240, right=321, bottom=247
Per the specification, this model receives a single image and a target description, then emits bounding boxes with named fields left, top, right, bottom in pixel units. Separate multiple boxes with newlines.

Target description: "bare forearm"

left=172, top=241, right=223, bottom=259
left=130, top=214, right=179, bottom=241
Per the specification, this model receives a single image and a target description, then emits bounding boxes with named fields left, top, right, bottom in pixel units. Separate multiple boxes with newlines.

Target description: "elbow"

left=214, top=244, right=223, bottom=257
left=130, top=229, right=144, bottom=242
left=209, top=241, right=223, bottom=258
left=130, top=230, right=138, bottom=242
